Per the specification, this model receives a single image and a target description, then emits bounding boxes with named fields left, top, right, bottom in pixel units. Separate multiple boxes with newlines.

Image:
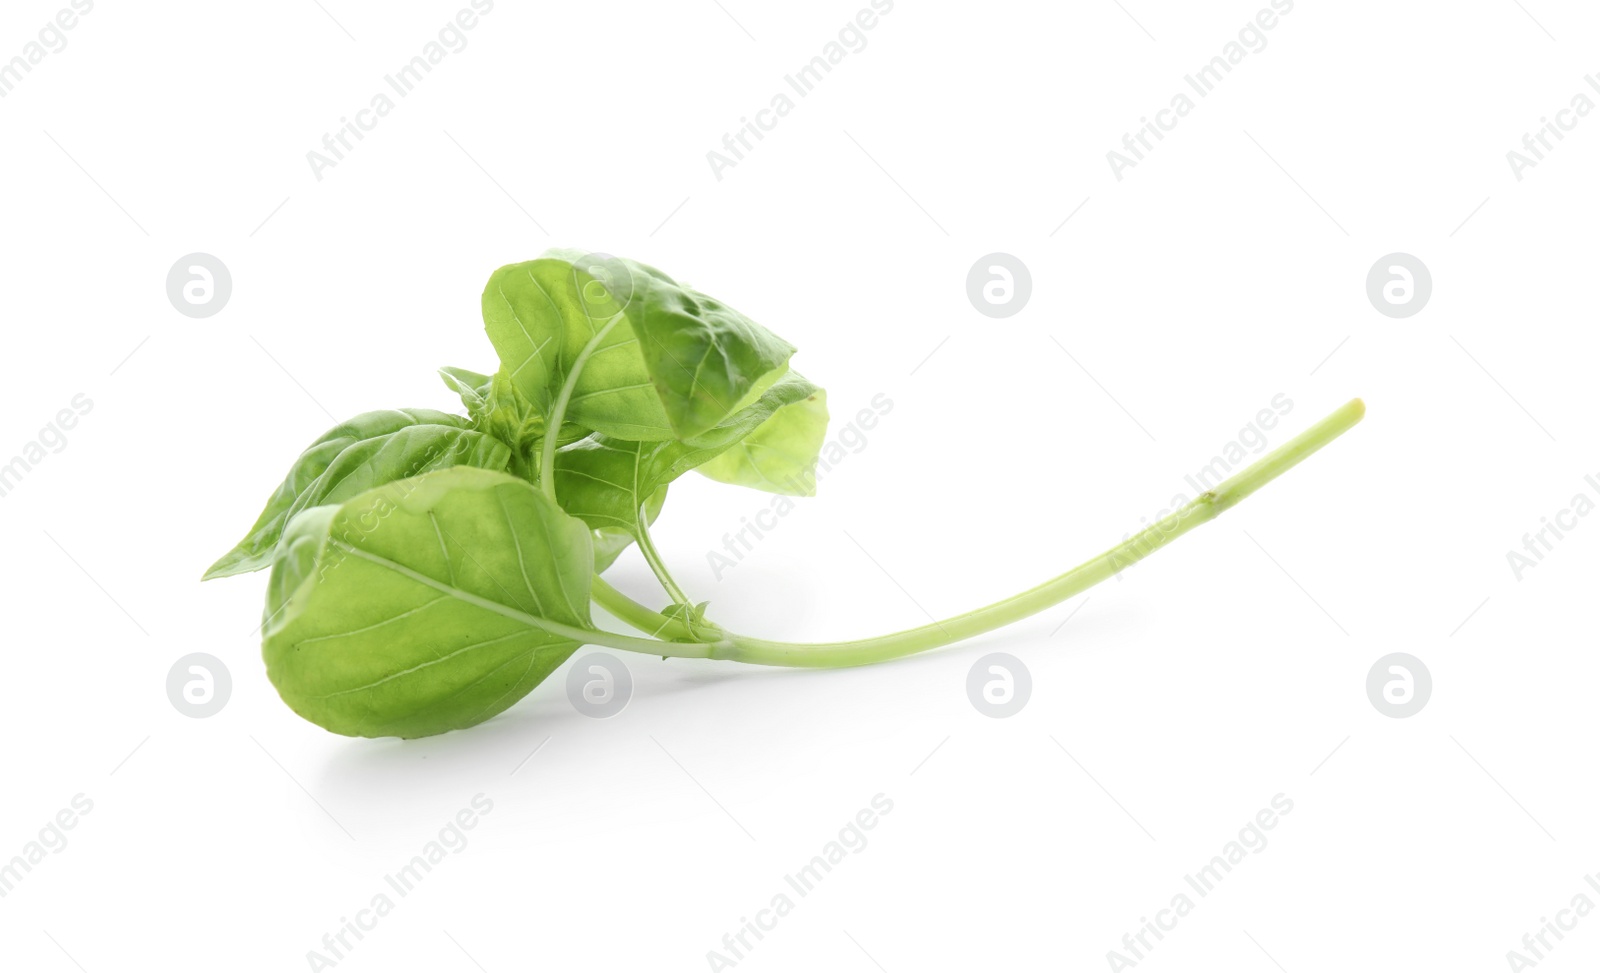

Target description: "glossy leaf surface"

left=261, top=468, right=594, bottom=738
left=483, top=251, right=796, bottom=442
left=205, top=410, right=511, bottom=580
left=553, top=373, right=821, bottom=536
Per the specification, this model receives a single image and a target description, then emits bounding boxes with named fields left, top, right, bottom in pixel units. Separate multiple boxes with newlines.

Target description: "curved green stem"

left=539, top=313, right=626, bottom=500
left=590, top=399, right=1366, bottom=668
left=633, top=519, right=691, bottom=606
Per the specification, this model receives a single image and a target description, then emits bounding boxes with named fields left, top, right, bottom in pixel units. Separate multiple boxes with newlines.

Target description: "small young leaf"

left=261, top=467, right=596, bottom=739
left=438, top=366, right=491, bottom=417
left=695, top=388, right=828, bottom=496
left=661, top=600, right=722, bottom=640
left=204, top=410, right=511, bottom=581
left=439, top=366, right=584, bottom=476
left=553, top=372, right=821, bottom=536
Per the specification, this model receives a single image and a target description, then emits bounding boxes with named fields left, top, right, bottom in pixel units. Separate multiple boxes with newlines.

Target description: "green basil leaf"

left=261, top=467, right=595, bottom=739
left=661, top=600, right=722, bottom=640
left=695, top=387, right=828, bottom=496
left=617, top=256, right=797, bottom=439
left=482, top=255, right=674, bottom=441
left=553, top=372, right=820, bottom=536
left=203, top=410, right=511, bottom=581
left=592, top=486, right=668, bottom=573
left=482, top=251, right=796, bottom=442
left=438, top=366, right=491, bottom=417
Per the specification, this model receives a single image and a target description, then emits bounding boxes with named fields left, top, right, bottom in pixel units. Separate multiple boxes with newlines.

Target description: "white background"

left=2, top=0, right=1598, bottom=970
